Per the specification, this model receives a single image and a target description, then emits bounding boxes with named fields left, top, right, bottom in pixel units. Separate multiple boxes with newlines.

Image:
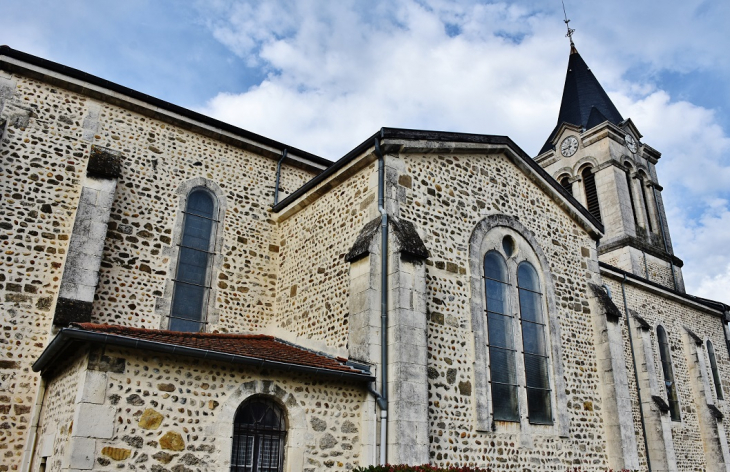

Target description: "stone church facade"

left=0, top=42, right=728, bottom=472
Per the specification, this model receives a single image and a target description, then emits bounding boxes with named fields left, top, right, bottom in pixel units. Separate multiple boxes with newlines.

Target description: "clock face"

left=560, top=136, right=579, bottom=157
left=625, top=134, right=638, bottom=153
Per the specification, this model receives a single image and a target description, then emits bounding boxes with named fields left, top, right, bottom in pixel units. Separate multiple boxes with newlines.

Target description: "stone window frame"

left=213, top=381, right=307, bottom=472
left=156, top=177, right=227, bottom=331
left=655, top=324, right=683, bottom=422
left=231, top=395, right=287, bottom=472
left=469, top=215, right=569, bottom=436
left=570, top=156, right=599, bottom=208
left=555, top=167, right=574, bottom=196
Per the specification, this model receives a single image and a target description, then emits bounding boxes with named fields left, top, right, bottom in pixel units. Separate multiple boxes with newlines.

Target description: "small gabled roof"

left=33, top=323, right=373, bottom=381
left=540, top=48, right=624, bottom=154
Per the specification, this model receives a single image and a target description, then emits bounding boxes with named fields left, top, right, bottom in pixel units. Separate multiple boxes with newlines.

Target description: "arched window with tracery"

left=657, top=326, right=681, bottom=421
left=484, top=251, right=519, bottom=421
left=707, top=340, right=724, bottom=400
left=231, top=397, right=287, bottom=472
left=170, top=188, right=219, bottom=332
left=518, top=262, right=552, bottom=424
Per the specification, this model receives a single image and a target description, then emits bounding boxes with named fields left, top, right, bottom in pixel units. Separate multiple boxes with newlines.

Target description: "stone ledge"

left=87, top=145, right=122, bottom=179
left=53, top=297, right=93, bottom=326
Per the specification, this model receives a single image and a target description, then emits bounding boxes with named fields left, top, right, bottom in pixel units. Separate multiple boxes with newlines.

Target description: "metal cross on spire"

left=562, top=0, right=577, bottom=53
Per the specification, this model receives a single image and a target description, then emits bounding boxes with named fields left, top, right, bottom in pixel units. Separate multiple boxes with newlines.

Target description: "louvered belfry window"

left=484, top=251, right=519, bottom=422
left=518, top=262, right=553, bottom=424
left=624, top=167, right=639, bottom=226
left=559, top=175, right=572, bottom=194
left=231, top=397, right=286, bottom=472
left=581, top=167, right=601, bottom=222
left=170, top=188, right=218, bottom=332
left=707, top=340, right=724, bottom=400
left=657, top=326, right=681, bottom=421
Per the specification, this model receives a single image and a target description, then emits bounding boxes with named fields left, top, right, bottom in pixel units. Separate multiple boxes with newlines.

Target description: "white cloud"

left=196, top=0, right=730, bottom=304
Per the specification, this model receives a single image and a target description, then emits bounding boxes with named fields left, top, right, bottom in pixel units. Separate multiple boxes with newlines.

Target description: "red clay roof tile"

left=71, top=323, right=365, bottom=376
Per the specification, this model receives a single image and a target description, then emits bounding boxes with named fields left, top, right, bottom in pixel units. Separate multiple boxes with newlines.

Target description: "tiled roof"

left=44, top=323, right=371, bottom=379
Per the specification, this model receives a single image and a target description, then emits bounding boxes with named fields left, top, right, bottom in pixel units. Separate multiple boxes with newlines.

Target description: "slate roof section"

left=539, top=48, right=624, bottom=154
left=33, top=323, right=373, bottom=381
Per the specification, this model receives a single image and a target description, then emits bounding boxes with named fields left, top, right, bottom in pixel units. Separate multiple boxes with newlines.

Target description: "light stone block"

left=73, top=403, right=115, bottom=439
left=77, top=371, right=107, bottom=405
left=68, top=437, right=96, bottom=470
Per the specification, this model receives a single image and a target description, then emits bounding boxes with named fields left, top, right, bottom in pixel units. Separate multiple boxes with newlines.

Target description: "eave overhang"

left=32, top=326, right=375, bottom=382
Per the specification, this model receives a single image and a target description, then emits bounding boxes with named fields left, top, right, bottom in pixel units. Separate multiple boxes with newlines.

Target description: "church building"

left=0, top=36, right=729, bottom=472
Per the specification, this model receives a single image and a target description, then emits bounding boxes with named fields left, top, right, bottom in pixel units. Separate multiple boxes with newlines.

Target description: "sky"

left=2, top=0, right=729, bottom=303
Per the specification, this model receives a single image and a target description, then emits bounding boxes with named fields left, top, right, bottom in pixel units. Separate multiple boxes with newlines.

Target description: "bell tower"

left=535, top=40, right=684, bottom=292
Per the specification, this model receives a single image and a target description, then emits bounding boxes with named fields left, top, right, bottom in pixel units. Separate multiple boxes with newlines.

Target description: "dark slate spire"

left=539, top=48, right=624, bottom=154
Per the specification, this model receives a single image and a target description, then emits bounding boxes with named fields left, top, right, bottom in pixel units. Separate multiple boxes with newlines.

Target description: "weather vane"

left=562, top=0, right=576, bottom=47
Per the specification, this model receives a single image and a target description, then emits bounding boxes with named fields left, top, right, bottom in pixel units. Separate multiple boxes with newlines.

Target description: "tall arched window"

left=581, top=167, right=601, bottom=223
left=170, top=188, right=218, bottom=332
left=707, top=340, right=724, bottom=400
left=623, top=163, right=639, bottom=227
left=232, top=397, right=287, bottom=472
left=518, top=262, right=552, bottom=424
left=484, top=251, right=519, bottom=422
left=657, top=326, right=681, bottom=421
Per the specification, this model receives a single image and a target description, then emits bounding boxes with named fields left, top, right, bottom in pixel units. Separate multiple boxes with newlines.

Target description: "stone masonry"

left=2, top=44, right=730, bottom=472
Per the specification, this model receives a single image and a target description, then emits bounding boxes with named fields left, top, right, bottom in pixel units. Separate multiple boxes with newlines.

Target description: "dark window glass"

left=582, top=167, right=601, bottom=223
left=231, top=397, right=286, bottom=472
left=170, top=189, right=217, bottom=332
left=657, top=326, right=681, bottom=421
left=707, top=340, right=724, bottom=400
left=484, top=251, right=518, bottom=422
left=518, top=262, right=552, bottom=424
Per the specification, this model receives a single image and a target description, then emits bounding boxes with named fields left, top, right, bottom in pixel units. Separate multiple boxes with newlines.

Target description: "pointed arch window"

left=518, top=262, right=552, bottom=424
left=170, top=188, right=218, bottom=332
left=581, top=167, right=601, bottom=223
left=231, top=397, right=287, bottom=472
left=707, top=340, right=724, bottom=400
left=484, top=251, right=519, bottom=421
left=657, top=326, right=681, bottom=421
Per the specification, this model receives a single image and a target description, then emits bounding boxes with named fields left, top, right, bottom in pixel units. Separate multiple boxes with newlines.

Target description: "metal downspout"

left=652, top=186, right=678, bottom=291
left=273, top=148, right=287, bottom=206
left=374, top=136, right=389, bottom=465
left=621, top=274, right=652, bottom=472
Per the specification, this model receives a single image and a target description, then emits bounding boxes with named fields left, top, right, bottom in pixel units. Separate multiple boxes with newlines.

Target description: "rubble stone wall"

left=32, top=350, right=87, bottom=471
left=394, top=151, right=608, bottom=470
left=276, top=161, right=377, bottom=352
left=33, top=347, right=368, bottom=472
left=603, top=275, right=730, bottom=471
left=0, top=70, right=318, bottom=469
